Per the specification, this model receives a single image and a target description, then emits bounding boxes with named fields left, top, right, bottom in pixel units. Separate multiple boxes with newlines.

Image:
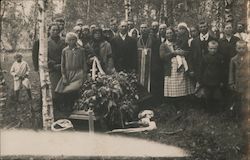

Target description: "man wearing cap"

left=111, top=20, right=138, bottom=72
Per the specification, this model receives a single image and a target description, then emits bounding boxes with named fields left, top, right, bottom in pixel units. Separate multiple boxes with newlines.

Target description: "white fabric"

left=10, top=61, right=31, bottom=90
left=91, top=56, right=105, bottom=80
left=176, top=55, right=188, bottom=72
left=234, top=32, right=248, bottom=41
left=119, top=33, right=127, bottom=40
left=200, top=33, right=209, bottom=41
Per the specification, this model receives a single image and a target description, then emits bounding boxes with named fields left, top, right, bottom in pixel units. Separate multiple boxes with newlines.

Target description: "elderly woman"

left=160, top=27, right=194, bottom=104
left=86, top=28, right=115, bottom=74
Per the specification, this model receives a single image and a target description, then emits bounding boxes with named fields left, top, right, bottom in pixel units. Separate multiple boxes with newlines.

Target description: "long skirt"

left=55, top=70, right=84, bottom=93
left=164, top=58, right=195, bottom=97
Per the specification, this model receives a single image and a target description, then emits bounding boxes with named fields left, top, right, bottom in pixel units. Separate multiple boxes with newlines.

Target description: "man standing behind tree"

left=111, top=21, right=138, bottom=72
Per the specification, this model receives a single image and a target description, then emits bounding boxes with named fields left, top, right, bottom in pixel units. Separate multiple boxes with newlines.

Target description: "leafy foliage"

left=74, top=72, right=139, bottom=129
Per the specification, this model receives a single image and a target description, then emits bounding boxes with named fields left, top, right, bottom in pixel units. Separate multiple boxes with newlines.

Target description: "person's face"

left=58, top=22, right=64, bottom=31
left=110, top=23, right=117, bottom=31
left=132, top=30, right=138, bottom=39
left=50, top=25, right=60, bottom=38
left=67, top=37, right=77, bottom=47
left=166, top=29, right=174, bottom=41
left=208, top=43, right=218, bottom=55
left=224, top=24, right=233, bottom=35
left=93, top=31, right=101, bottom=40
left=75, top=29, right=81, bottom=36
left=82, top=29, right=89, bottom=35
left=159, top=27, right=166, bottom=37
left=119, top=23, right=128, bottom=35
left=199, top=23, right=208, bottom=34
left=236, top=43, right=247, bottom=55
left=178, top=27, right=186, bottom=35
left=140, top=25, right=148, bottom=36
left=77, top=22, right=83, bottom=27
left=16, top=56, right=22, bottom=62
left=152, top=25, right=158, bottom=32
left=128, top=23, right=134, bottom=30
left=190, top=27, right=199, bottom=38
left=237, top=24, right=244, bottom=32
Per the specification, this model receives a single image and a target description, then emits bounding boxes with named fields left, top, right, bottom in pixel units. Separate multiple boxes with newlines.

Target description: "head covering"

left=151, top=21, right=159, bottom=27
left=128, top=28, right=139, bottom=38
left=65, top=32, right=78, bottom=43
left=76, top=19, right=84, bottom=26
left=178, top=22, right=188, bottom=29
left=140, top=24, right=148, bottom=28
left=82, top=25, right=89, bottom=30
left=73, top=26, right=82, bottom=32
left=159, top=24, right=167, bottom=29
left=90, top=24, right=97, bottom=29
left=14, top=53, right=23, bottom=59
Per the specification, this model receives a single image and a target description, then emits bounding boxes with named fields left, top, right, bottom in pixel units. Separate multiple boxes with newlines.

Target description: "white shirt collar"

left=200, top=33, right=209, bottom=41
left=119, top=33, right=127, bottom=40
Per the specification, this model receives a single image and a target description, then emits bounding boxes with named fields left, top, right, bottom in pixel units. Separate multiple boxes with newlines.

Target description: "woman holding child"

left=160, top=27, right=195, bottom=104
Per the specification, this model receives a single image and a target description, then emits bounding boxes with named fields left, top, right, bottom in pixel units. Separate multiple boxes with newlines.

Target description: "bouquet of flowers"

left=74, top=71, right=140, bottom=129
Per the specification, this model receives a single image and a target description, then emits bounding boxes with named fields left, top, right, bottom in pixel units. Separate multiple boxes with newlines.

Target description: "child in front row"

left=10, top=53, right=32, bottom=101
left=229, top=40, right=249, bottom=120
left=199, top=40, right=224, bottom=112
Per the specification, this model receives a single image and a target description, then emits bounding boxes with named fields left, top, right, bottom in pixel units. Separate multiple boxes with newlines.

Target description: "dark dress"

left=111, top=34, right=138, bottom=72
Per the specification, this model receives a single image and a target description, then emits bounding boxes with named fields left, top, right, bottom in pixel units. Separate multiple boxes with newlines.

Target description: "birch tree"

left=38, top=0, right=54, bottom=130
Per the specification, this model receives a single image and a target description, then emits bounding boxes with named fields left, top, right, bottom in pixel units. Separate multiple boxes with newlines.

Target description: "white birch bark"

left=38, top=0, right=54, bottom=130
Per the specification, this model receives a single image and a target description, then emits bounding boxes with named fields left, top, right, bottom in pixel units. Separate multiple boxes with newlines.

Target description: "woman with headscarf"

left=86, top=28, right=115, bottom=74
left=160, top=27, right=195, bottom=105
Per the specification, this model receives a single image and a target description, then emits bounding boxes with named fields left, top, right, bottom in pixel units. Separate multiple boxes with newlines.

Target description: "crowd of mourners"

left=9, top=17, right=248, bottom=119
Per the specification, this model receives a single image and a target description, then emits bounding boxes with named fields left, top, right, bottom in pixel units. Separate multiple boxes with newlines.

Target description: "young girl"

left=55, top=32, right=88, bottom=112
left=10, top=53, right=32, bottom=101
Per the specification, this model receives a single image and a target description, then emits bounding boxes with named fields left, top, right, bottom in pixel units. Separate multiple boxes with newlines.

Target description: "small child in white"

left=10, top=53, right=32, bottom=101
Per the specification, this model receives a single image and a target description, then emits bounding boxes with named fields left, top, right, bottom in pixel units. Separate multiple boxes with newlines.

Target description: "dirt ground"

left=0, top=51, right=248, bottom=160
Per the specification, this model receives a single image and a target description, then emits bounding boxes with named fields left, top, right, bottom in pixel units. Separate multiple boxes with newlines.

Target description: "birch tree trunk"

left=124, top=0, right=131, bottom=21
left=38, top=0, right=54, bottom=130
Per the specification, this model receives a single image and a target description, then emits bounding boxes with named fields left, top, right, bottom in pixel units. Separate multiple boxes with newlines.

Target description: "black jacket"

left=111, top=34, right=138, bottom=72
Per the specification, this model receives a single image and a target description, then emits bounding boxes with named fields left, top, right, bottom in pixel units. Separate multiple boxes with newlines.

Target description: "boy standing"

left=10, top=53, right=32, bottom=101
left=199, top=41, right=224, bottom=111
left=229, top=41, right=249, bottom=119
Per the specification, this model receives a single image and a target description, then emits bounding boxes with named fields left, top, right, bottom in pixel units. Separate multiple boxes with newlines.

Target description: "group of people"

left=9, top=17, right=248, bottom=118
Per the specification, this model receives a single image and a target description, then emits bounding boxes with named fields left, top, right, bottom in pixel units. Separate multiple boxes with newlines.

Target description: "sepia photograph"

left=0, top=0, right=249, bottom=159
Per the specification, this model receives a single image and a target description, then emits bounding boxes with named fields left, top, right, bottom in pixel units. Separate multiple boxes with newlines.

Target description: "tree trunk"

left=87, top=0, right=90, bottom=22
left=38, top=0, right=54, bottom=130
left=0, top=61, right=7, bottom=128
left=124, top=0, right=131, bottom=21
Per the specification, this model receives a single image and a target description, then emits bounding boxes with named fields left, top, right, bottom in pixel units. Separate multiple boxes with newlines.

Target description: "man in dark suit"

left=111, top=20, right=138, bottom=72
left=190, top=21, right=217, bottom=84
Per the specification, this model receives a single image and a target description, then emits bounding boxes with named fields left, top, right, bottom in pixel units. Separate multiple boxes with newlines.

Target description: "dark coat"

left=190, top=34, right=217, bottom=82
left=32, top=37, right=66, bottom=72
left=218, top=36, right=240, bottom=84
left=110, top=34, right=138, bottom=72
left=200, top=53, right=224, bottom=86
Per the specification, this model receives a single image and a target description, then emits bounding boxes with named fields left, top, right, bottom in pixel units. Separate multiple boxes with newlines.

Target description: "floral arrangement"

left=74, top=72, right=140, bottom=129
